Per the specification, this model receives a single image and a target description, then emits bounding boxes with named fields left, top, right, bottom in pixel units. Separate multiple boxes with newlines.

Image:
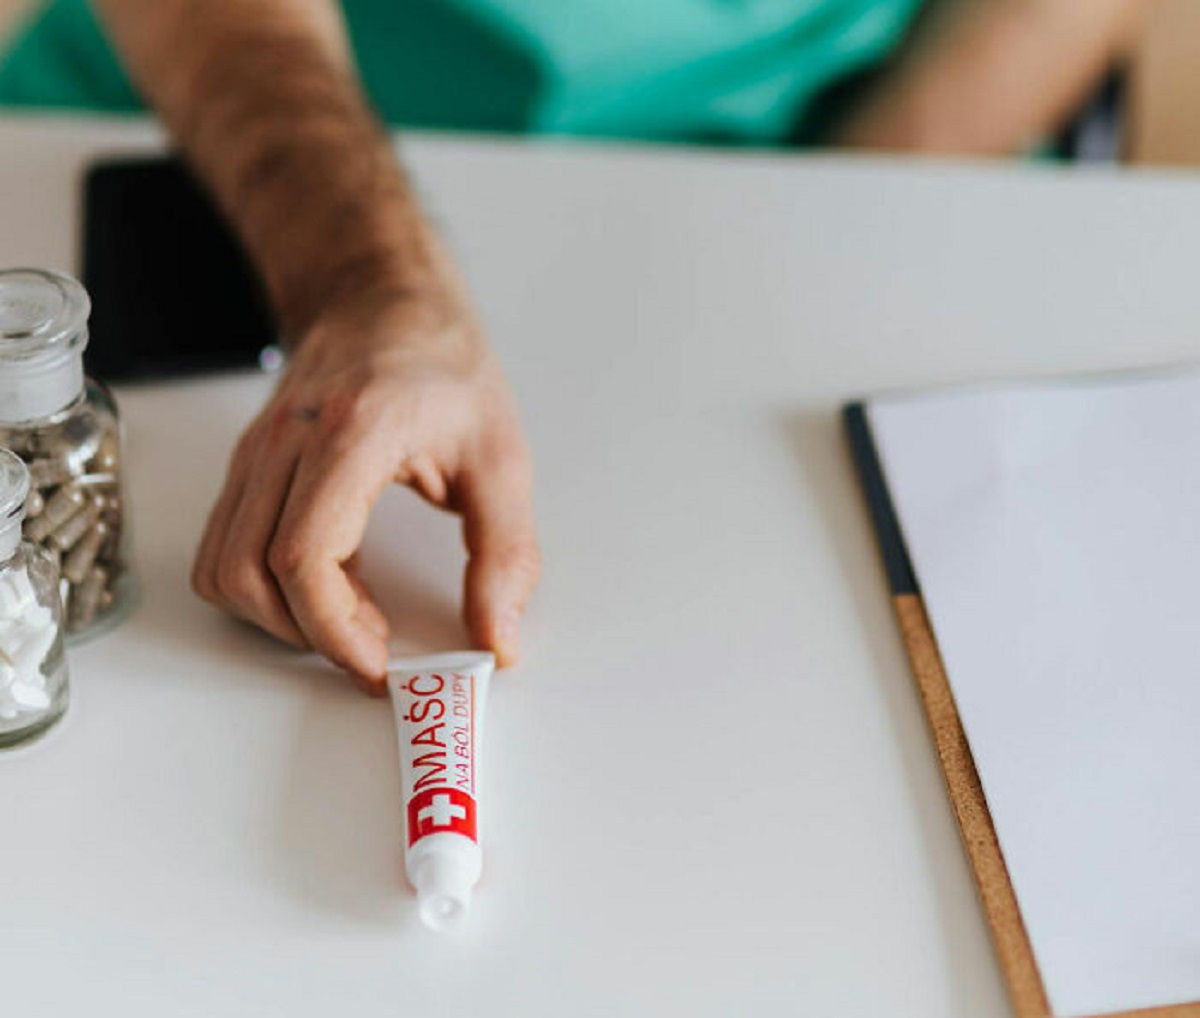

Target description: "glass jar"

left=0, top=448, right=69, bottom=747
left=0, top=268, right=134, bottom=638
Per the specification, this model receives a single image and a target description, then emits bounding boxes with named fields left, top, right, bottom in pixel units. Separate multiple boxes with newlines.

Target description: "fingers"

left=211, top=433, right=309, bottom=648
left=191, top=410, right=391, bottom=693
left=192, top=432, right=254, bottom=612
left=346, top=558, right=389, bottom=640
left=269, top=431, right=394, bottom=692
left=193, top=362, right=539, bottom=694
left=460, top=450, right=541, bottom=668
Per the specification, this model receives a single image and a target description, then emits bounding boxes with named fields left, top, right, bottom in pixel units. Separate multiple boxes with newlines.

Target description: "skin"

left=834, top=0, right=1157, bottom=153
left=95, top=0, right=541, bottom=693
left=90, top=0, right=1151, bottom=693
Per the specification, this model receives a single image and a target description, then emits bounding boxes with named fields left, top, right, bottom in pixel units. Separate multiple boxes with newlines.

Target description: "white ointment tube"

left=387, top=652, right=494, bottom=932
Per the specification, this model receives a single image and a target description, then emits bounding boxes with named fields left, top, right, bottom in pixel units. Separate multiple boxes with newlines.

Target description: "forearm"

left=832, top=0, right=1156, bottom=155
left=95, top=0, right=436, bottom=338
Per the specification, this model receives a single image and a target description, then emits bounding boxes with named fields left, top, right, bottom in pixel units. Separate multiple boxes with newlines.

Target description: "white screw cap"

left=411, top=850, right=477, bottom=933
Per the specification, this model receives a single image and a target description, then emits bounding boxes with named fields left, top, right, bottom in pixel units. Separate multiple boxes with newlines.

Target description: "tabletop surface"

left=2, top=115, right=1199, bottom=1017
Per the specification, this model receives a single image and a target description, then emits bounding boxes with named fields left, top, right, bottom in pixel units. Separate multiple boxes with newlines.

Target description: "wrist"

left=285, top=244, right=487, bottom=377
left=274, top=235, right=439, bottom=342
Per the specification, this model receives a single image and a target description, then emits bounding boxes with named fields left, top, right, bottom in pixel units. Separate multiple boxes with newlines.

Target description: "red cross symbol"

left=408, top=786, right=476, bottom=845
left=419, top=793, right=467, bottom=828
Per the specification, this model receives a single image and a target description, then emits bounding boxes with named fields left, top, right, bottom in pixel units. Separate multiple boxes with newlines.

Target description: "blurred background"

left=0, top=0, right=21, bottom=37
left=1, top=0, right=1199, bottom=166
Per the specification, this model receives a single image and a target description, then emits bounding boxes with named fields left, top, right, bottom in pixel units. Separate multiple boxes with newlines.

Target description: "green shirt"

left=0, top=0, right=921, bottom=145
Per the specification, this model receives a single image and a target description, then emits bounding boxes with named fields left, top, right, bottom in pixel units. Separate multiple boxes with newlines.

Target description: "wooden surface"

left=892, top=595, right=1200, bottom=1018
left=894, top=594, right=1050, bottom=1018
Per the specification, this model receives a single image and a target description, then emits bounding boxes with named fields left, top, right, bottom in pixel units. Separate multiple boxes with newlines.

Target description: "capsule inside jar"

left=0, top=269, right=134, bottom=638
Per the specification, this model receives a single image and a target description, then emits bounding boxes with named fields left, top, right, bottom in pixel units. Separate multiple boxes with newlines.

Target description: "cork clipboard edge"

left=843, top=403, right=1200, bottom=1018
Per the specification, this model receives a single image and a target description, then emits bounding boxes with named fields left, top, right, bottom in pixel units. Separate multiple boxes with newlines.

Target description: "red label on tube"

left=407, top=786, right=477, bottom=845
left=399, top=670, right=480, bottom=848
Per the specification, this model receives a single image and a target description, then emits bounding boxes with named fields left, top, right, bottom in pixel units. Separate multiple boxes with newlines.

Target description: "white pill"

left=21, top=604, right=52, bottom=632
left=9, top=683, right=50, bottom=711
left=10, top=625, right=55, bottom=683
left=7, top=569, right=35, bottom=607
left=6, top=606, right=52, bottom=646
left=11, top=569, right=36, bottom=606
left=0, top=569, right=37, bottom=620
left=0, top=617, right=19, bottom=656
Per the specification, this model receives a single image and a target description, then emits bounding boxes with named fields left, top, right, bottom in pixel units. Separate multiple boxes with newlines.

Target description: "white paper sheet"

left=869, top=371, right=1200, bottom=1017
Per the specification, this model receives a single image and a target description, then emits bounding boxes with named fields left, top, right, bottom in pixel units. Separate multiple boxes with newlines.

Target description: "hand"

left=191, top=278, right=541, bottom=694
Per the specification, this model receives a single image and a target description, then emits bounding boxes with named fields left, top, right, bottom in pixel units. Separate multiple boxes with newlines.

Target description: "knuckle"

left=215, top=557, right=267, bottom=607
left=266, top=533, right=309, bottom=580
left=314, top=381, right=382, bottom=442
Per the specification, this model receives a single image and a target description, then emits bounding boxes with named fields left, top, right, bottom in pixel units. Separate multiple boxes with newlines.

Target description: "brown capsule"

left=45, top=414, right=102, bottom=469
left=98, top=524, right=121, bottom=564
left=63, top=522, right=107, bottom=584
left=0, top=429, right=31, bottom=456
left=24, top=431, right=56, bottom=458
left=28, top=457, right=75, bottom=490
left=21, top=427, right=65, bottom=458
left=50, top=499, right=101, bottom=552
left=69, top=565, right=108, bottom=631
left=23, top=489, right=44, bottom=520
left=25, top=485, right=85, bottom=543
left=92, top=432, right=119, bottom=473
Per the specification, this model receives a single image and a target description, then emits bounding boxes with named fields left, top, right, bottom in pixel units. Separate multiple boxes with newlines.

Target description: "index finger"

left=267, top=433, right=394, bottom=692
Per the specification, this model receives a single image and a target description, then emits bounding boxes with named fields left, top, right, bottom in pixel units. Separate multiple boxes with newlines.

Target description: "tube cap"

left=411, top=851, right=476, bottom=933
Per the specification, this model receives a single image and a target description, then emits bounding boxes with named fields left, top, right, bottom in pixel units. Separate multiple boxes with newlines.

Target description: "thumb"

left=460, top=456, right=541, bottom=668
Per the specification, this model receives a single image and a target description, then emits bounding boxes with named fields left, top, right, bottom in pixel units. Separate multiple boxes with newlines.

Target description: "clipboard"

left=843, top=401, right=1200, bottom=1018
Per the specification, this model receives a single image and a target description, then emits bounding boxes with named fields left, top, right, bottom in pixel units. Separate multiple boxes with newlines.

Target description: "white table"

left=2, top=116, right=1199, bottom=1017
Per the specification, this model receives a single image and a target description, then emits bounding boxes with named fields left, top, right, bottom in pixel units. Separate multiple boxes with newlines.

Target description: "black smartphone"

left=81, top=156, right=279, bottom=381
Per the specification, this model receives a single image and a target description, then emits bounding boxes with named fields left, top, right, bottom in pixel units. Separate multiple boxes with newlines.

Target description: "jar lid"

left=0, top=268, right=90, bottom=363
left=0, top=448, right=29, bottom=524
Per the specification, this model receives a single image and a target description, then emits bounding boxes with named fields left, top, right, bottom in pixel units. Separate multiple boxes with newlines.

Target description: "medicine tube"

left=0, top=269, right=134, bottom=637
left=388, top=652, right=495, bottom=932
left=0, top=448, right=69, bottom=746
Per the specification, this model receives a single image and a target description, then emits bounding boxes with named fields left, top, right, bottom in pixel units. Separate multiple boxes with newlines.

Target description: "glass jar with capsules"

left=0, top=268, right=134, bottom=638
